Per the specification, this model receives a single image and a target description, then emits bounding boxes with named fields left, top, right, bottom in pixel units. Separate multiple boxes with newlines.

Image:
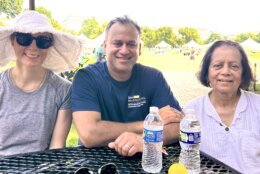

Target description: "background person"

left=0, top=11, right=83, bottom=156
left=189, top=48, right=195, bottom=61
left=72, top=16, right=183, bottom=156
left=184, top=40, right=260, bottom=173
left=94, top=44, right=106, bottom=62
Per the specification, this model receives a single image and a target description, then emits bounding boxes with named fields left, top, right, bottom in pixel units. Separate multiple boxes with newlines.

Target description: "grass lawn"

left=66, top=123, right=78, bottom=147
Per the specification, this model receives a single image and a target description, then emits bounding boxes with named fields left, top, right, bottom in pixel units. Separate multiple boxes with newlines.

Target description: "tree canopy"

left=0, top=0, right=23, bottom=18
left=80, top=17, right=106, bottom=39
left=1, top=1, right=260, bottom=46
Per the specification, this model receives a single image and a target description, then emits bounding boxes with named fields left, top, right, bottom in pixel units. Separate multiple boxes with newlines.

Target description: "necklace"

left=9, top=68, right=47, bottom=93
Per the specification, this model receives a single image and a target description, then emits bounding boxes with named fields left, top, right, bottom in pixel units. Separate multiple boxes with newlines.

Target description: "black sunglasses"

left=74, top=163, right=119, bottom=174
left=14, top=32, right=53, bottom=49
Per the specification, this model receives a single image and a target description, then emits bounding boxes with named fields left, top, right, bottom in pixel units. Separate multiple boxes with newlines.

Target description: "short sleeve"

left=71, top=69, right=100, bottom=112
left=59, top=85, right=71, bottom=110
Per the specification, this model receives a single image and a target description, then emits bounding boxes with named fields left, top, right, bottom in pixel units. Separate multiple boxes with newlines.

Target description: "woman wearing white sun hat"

left=0, top=10, right=83, bottom=156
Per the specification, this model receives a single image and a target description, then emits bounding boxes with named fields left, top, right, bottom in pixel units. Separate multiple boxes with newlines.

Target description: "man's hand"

left=108, top=132, right=143, bottom=157
left=159, top=105, right=184, bottom=125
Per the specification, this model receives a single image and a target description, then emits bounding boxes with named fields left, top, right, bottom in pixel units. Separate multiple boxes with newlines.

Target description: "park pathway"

left=162, top=70, right=210, bottom=107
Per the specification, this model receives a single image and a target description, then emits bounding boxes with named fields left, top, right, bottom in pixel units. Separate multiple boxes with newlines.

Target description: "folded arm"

left=159, top=105, right=183, bottom=145
left=108, top=105, right=182, bottom=156
left=73, top=111, right=143, bottom=148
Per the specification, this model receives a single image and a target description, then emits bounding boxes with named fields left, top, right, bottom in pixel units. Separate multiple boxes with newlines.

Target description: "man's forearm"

left=81, top=120, right=143, bottom=147
left=163, top=123, right=180, bottom=145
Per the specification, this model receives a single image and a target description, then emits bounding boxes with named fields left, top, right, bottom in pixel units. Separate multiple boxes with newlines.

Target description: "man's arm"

left=108, top=132, right=143, bottom=156
left=159, top=105, right=183, bottom=145
left=163, top=123, right=180, bottom=144
left=73, top=111, right=143, bottom=148
left=108, top=105, right=182, bottom=157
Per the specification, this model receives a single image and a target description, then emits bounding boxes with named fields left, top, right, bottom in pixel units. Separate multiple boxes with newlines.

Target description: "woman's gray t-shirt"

left=0, top=69, right=71, bottom=156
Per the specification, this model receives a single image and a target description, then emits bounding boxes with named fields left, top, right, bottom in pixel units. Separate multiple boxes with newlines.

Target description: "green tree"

left=234, top=33, right=256, bottom=43
left=36, top=7, right=64, bottom=31
left=154, top=27, right=181, bottom=47
left=80, top=17, right=104, bottom=39
left=205, top=33, right=221, bottom=44
left=36, top=7, right=78, bottom=35
left=156, top=27, right=173, bottom=45
left=141, top=26, right=157, bottom=48
left=168, top=33, right=182, bottom=48
left=178, top=27, right=200, bottom=44
left=0, top=0, right=23, bottom=18
left=255, top=33, right=260, bottom=42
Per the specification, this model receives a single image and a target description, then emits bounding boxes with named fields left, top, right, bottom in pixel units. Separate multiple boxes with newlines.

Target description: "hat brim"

left=0, top=26, right=84, bottom=73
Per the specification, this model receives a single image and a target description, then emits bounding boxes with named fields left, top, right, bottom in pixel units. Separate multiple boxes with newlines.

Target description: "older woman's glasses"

left=14, top=32, right=53, bottom=49
left=74, top=163, right=119, bottom=174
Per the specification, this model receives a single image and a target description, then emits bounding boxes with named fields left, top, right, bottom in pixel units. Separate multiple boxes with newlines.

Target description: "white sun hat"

left=0, top=10, right=84, bottom=73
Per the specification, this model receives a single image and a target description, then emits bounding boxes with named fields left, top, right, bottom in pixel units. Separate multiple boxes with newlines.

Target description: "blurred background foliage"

left=1, top=1, right=260, bottom=48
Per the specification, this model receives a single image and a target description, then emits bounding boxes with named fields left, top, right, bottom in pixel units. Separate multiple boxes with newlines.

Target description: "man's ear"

left=139, top=43, right=142, bottom=56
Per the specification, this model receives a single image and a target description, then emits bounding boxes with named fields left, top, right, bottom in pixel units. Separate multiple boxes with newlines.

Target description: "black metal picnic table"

left=0, top=143, right=241, bottom=174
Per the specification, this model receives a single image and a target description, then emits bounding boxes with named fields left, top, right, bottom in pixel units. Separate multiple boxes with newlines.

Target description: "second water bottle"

left=179, top=108, right=201, bottom=174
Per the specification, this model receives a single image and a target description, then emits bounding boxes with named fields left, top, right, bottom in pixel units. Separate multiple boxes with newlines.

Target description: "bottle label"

left=143, top=128, right=163, bottom=142
left=180, top=130, right=201, bottom=144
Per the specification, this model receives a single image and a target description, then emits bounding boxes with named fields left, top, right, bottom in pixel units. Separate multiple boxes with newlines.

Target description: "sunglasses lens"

left=15, top=32, right=53, bottom=49
left=36, top=36, right=53, bottom=49
left=74, top=167, right=92, bottom=174
left=99, top=163, right=118, bottom=174
left=15, top=33, right=33, bottom=46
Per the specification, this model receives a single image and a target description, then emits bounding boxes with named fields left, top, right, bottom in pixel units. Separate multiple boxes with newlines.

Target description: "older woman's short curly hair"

left=198, top=40, right=253, bottom=90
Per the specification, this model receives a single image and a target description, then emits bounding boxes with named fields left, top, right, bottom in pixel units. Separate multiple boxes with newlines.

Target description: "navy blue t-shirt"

left=72, top=62, right=181, bottom=122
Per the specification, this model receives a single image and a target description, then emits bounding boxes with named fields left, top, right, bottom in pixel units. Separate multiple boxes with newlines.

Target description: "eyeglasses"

left=14, top=32, right=53, bottom=49
left=74, top=163, right=119, bottom=174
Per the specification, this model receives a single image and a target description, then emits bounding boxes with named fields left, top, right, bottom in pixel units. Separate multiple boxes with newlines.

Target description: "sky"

left=23, top=0, right=260, bottom=35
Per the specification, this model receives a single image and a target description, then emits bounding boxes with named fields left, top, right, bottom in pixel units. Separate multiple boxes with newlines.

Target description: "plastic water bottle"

left=142, top=106, right=163, bottom=173
left=179, top=109, right=201, bottom=174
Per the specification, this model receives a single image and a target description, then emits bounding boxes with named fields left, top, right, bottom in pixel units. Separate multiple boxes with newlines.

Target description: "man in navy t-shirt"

left=72, top=15, right=183, bottom=156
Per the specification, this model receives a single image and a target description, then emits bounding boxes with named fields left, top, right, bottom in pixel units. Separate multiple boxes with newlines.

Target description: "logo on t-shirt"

left=128, top=95, right=146, bottom=108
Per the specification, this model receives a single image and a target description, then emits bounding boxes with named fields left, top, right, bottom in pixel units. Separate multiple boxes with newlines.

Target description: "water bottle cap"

left=149, top=106, right=159, bottom=113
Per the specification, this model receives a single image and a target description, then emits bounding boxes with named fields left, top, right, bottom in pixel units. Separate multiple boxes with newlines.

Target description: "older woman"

left=184, top=40, right=260, bottom=173
left=0, top=11, right=83, bottom=156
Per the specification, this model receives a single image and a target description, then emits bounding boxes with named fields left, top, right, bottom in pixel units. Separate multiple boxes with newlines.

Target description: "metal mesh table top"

left=0, top=143, right=241, bottom=174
